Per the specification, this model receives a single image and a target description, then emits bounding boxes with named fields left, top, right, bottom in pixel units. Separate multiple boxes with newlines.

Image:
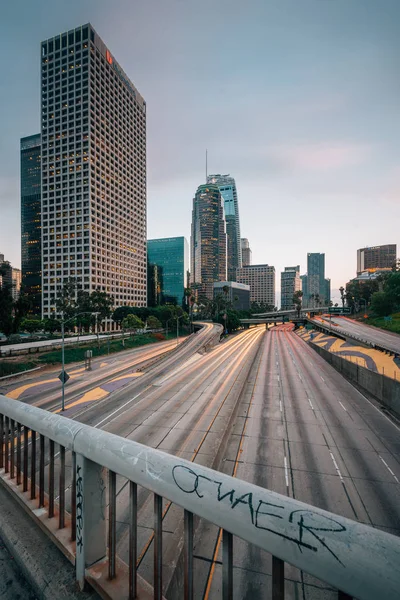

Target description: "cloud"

left=266, top=142, right=373, bottom=172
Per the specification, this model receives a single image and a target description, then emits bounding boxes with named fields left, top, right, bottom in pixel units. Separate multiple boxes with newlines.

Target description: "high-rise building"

left=357, top=245, right=397, bottom=274
left=236, top=264, right=275, bottom=307
left=191, top=184, right=227, bottom=300
left=40, top=24, right=146, bottom=320
left=207, top=174, right=241, bottom=281
left=21, top=134, right=42, bottom=315
left=302, top=253, right=330, bottom=307
left=12, top=268, right=22, bottom=301
left=241, top=238, right=252, bottom=267
left=281, top=266, right=300, bottom=310
left=147, top=237, right=189, bottom=306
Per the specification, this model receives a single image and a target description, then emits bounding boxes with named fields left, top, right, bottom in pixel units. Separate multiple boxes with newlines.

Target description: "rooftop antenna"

left=206, top=149, right=208, bottom=181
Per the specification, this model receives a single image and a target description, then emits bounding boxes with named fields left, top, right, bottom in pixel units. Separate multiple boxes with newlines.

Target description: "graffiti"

left=172, top=465, right=346, bottom=565
left=76, top=464, right=83, bottom=554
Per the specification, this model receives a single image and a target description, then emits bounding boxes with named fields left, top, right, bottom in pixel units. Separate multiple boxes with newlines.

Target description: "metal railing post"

left=75, top=453, right=107, bottom=591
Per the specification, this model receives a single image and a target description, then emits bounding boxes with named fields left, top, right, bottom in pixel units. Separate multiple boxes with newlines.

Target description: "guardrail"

left=1, top=394, right=400, bottom=599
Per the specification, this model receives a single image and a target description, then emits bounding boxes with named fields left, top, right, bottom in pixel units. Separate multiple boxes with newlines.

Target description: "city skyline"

left=1, top=1, right=399, bottom=291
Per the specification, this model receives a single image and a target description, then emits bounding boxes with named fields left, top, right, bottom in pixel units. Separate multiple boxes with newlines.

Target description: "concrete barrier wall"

left=309, top=342, right=400, bottom=418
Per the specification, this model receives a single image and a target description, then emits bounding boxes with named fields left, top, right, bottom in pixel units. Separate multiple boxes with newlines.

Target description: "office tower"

left=207, top=174, right=241, bottom=281
left=213, top=281, right=250, bottom=311
left=302, top=253, right=330, bottom=307
left=0, top=254, right=4, bottom=264
left=236, top=264, right=275, bottom=307
left=147, top=237, right=189, bottom=306
left=357, top=245, right=397, bottom=274
left=40, top=24, right=146, bottom=320
left=12, top=268, right=22, bottom=301
left=21, top=134, right=42, bottom=315
left=190, top=184, right=227, bottom=300
left=241, top=238, right=252, bottom=267
left=281, top=266, right=300, bottom=310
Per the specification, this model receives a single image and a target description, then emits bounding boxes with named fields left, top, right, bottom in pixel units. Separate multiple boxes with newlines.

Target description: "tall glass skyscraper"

left=191, top=184, right=227, bottom=300
left=207, top=174, right=241, bottom=281
left=302, top=253, right=330, bottom=307
left=21, top=134, right=42, bottom=315
left=40, top=24, right=146, bottom=320
left=147, top=237, right=189, bottom=306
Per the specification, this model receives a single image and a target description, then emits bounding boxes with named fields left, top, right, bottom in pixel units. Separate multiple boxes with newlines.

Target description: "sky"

left=1, top=0, right=399, bottom=301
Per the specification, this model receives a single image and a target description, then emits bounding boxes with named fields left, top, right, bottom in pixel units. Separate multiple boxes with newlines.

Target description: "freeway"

left=312, top=315, right=400, bottom=354
left=0, top=332, right=120, bottom=356
left=5, top=322, right=400, bottom=598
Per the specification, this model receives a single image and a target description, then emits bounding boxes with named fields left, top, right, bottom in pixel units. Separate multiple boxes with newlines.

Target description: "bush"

left=153, top=332, right=165, bottom=341
left=7, top=334, right=21, bottom=344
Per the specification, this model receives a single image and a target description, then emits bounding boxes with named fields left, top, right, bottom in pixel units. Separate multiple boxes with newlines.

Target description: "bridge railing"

left=1, top=394, right=400, bottom=600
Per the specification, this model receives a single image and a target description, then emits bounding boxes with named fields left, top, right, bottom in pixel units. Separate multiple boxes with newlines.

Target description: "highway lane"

left=314, top=316, right=400, bottom=354
left=192, top=325, right=400, bottom=599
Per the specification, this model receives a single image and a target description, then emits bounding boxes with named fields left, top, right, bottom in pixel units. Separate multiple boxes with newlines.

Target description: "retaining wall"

left=310, top=342, right=400, bottom=418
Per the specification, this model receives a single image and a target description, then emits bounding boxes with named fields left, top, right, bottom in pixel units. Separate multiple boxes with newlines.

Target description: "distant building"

left=190, top=184, right=227, bottom=300
left=12, top=268, right=22, bottom=301
left=21, top=133, right=41, bottom=315
left=213, top=281, right=250, bottom=311
left=207, top=174, right=241, bottom=281
left=241, top=238, right=252, bottom=267
left=147, top=237, right=189, bottom=306
left=0, top=254, right=4, bottom=264
left=302, top=253, right=330, bottom=307
left=281, top=266, right=300, bottom=310
left=357, top=245, right=396, bottom=274
left=236, top=264, right=275, bottom=307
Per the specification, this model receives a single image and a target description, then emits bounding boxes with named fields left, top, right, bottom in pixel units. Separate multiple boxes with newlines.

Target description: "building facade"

left=40, top=24, right=146, bottom=319
left=280, top=266, right=300, bottom=310
left=21, top=134, right=42, bottom=315
left=147, top=237, right=189, bottom=306
left=241, top=238, right=252, bottom=267
left=213, top=281, right=250, bottom=311
left=190, top=184, right=227, bottom=300
left=207, top=174, right=241, bottom=281
left=357, top=245, right=397, bottom=274
left=236, top=264, right=275, bottom=307
left=302, top=253, right=330, bottom=307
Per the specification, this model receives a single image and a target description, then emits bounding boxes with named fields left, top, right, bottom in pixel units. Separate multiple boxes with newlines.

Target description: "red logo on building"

left=106, top=50, right=113, bottom=65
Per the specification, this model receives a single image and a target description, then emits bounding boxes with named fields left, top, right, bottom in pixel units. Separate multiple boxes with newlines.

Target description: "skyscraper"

left=147, top=237, right=189, bottom=306
left=281, top=266, right=300, bottom=310
left=207, top=174, right=241, bottom=281
left=40, top=24, right=146, bottom=320
left=190, top=184, right=227, bottom=300
left=236, top=264, right=275, bottom=307
left=21, top=134, right=42, bottom=315
left=357, top=245, right=397, bottom=274
left=302, top=253, right=330, bottom=307
left=241, top=238, right=252, bottom=267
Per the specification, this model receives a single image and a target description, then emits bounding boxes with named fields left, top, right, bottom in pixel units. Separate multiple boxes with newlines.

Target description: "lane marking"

left=339, top=401, right=347, bottom=412
left=284, top=456, right=290, bottom=488
left=277, top=375, right=280, bottom=382
left=330, top=451, right=344, bottom=481
left=298, top=373, right=302, bottom=381
left=379, top=455, right=399, bottom=483
left=279, top=400, right=283, bottom=413
left=308, top=398, right=314, bottom=410
left=320, top=376, right=325, bottom=382
left=93, top=390, right=146, bottom=429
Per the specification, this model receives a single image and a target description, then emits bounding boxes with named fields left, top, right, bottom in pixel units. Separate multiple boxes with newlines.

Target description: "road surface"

left=313, top=316, right=400, bottom=354
left=0, top=534, right=37, bottom=599
left=3, top=323, right=400, bottom=598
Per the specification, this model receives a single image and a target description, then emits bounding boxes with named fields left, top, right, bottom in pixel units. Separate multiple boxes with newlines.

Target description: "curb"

left=0, top=481, right=99, bottom=600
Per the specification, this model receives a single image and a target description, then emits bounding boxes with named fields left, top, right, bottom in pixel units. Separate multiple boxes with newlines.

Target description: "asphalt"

left=0, top=533, right=37, bottom=600
left=2, top=323, right=399, bottom=599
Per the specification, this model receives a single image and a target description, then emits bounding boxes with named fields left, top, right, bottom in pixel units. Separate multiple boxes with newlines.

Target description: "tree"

left=147, top=315, right=162, bottom=329
left=371, top=292, right=394, bottom=317
left=20, top=318, right=43, bottom=336
left=121, top=314, right=144, bottom=336
left=215, top=309, right=241, bottom=333
left=0, top=286, right=14, bottom=336
left=339, top=286, right=345, bottom=309
left=112, top=306, right=135, bottom=323
left=384, top=271, right=400, bottom=309
left=293, top=290, right=303, bottom=318
left=43, top=317, right=61, bottom=334
left=89, top=290, right=114, bottom=321
left=55, top=277, right=78, bottom=320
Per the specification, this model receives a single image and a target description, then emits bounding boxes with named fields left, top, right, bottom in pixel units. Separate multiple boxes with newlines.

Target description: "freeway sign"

left=58, top=370, right=70, bottom=384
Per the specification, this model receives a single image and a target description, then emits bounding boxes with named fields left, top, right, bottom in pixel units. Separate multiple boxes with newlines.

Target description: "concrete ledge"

left=0, top=480, right=99, bottom=600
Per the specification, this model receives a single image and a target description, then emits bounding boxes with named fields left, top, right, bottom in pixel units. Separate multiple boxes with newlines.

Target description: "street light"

left=60, top=311, right=99, bottom=412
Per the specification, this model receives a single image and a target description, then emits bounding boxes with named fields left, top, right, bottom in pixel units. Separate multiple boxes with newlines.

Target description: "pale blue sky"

left=0, top=0, right=399, bottom=295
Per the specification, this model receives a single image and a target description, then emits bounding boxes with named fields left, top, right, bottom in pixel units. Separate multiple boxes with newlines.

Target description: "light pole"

left=360, top=298, right=367, bottom=315
left=60, top=311, right=99, bottom=412
left=166, top=317, right=173, bottom=338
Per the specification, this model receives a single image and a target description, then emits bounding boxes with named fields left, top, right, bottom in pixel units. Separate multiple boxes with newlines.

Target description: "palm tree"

left=339, top=286, right=345, bottom=309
